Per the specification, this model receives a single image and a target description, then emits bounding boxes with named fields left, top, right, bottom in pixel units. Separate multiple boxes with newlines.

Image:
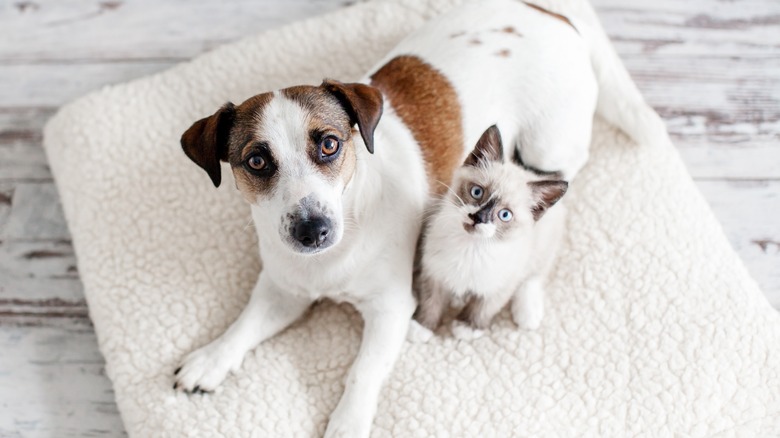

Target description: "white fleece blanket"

left=43, top=0, right=780, bottom=436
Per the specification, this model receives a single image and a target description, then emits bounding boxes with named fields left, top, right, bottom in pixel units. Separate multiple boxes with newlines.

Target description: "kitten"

left=411, top=125, right=568, bottom=340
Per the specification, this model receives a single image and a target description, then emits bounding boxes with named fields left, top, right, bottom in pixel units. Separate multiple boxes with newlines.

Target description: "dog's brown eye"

left=320, top=136, right=340, bottom=157
left=246, top=155, right=266, bottom=171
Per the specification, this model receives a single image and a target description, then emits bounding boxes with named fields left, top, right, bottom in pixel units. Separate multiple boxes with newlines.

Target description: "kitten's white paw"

left=451, top=320, right=484, bottom=340
left=407, top=320, right=434, bottom=343
left=173, top=343, right=242, bottom=393
left=512, top=290, right=544, bottom=330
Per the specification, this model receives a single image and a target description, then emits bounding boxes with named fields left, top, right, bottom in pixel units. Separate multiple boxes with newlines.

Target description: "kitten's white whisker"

left=242, top=218, right=255, bottom=233
left=434, top=180, right=466, bottom=207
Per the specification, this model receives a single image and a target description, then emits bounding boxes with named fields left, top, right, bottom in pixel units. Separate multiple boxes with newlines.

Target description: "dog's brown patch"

left=370, top=55, right=464, bottom=195
left=281, top=85, right=359, bottom=187
left=221, top=92, right=282, bottom=201
left=523, top=2, right=578, bottom=32
left=233, top=156, right=279, bottom=202
left=319, top=80, right=383, bottom=154
left=495, top=25, right=523, bottom=37
left=227, top=91, right=274, bottom=164
left=495, top=49, right=511, bottom=57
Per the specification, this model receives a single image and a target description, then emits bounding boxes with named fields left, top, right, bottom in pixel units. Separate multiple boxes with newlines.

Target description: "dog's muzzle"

left=291, top=216, right=332, bottom=249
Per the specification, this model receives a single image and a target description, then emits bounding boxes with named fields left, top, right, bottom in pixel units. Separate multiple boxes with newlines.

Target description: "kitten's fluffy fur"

left=412, top=126, right=567, bottom=339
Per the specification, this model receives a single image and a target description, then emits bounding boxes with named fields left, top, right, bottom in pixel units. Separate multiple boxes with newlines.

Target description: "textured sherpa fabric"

left=43, top=0, right=780, bottom=436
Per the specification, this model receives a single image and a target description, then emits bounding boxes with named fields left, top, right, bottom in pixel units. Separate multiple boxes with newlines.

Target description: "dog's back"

left=368, top=0, right=597, bottom=181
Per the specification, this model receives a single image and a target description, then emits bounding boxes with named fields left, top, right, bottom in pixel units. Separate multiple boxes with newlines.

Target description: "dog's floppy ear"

left=321, top=79, right=383, bottom=154
left=528, top=180, right=568, bottom=221
left=180, top=102, right=236, bottom=187
left=465, top=124, right=504, bottom=166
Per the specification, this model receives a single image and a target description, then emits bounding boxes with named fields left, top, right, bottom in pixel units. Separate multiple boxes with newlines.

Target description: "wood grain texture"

left=0, top=0, right=777, bottom=436
left=0, top=323, right=124, bottom=438
left=0, top=109, right=54, bottom=181
left=0, top=0, right=352, bottom=62
left=696, top=180, right=780, bottom=308
left=0, top=62, right=173, bottom=107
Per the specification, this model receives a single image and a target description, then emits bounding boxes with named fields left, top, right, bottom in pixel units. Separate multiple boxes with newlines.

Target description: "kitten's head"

left=440, top=125, right=568, bottom=240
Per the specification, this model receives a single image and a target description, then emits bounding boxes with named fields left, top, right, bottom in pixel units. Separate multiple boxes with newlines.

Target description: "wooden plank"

left=0, top=0, right=350, bottom=62
left=0, top=183, right=11, bottom=231
left=1, top=183, right=70, bottom=240
left=594, top=0, right=780, bottom=180
left=0, top=179, right=85, bottom=321
left=0, top=323, right=124, bottom=437
left=677, top=145, right=780, bottom=180
left=0, top=61, right=173, bottom=108
left=627, top=56, right=780, bottom=145
left=0, top=108, right=54, bottom=182
left=696, top=180, right=780, bottom=309
left=1, top=0, right=776, bottom=61
left=0, top=239, right=85, bottom=313
left=593, top=0, right=780, bottom=57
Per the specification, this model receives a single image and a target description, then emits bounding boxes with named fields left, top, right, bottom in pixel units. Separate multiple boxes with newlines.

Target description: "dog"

left=174, top=0, right=666, bottom=436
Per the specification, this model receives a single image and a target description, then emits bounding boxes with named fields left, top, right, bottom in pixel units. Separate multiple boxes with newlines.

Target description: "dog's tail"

left=574, top=18, right=670, bottom=147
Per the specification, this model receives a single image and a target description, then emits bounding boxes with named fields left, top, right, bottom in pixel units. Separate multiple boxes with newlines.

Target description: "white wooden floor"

left=1, top=0, right=778, bottom=436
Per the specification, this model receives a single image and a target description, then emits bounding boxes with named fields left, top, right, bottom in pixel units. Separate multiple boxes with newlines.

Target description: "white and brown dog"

left=175, top=0, right=665, bottom=436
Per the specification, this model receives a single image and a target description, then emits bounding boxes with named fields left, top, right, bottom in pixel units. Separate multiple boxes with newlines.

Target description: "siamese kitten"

left=411, top=125, right=568, bottom=340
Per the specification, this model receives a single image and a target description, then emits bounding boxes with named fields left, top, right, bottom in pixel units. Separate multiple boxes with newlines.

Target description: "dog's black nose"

left=293, top=217, right=332, bottom=248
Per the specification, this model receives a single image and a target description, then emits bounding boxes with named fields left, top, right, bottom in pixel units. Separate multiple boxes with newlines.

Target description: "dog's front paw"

left=173, top=343, right=241, bottom=394
left=451, top=320, right=484, bottom=340
left=512, top=287, right=544, bottom=330
left=324, top=404, right=372, bottom=438
left=407, top=319, right=435, bottom=343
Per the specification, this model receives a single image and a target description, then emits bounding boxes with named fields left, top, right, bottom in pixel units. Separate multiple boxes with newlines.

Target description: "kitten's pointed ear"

left=181, top=103, right=236, bottom=187
left=321, top=79, right=383, bottom=154
left=465, top=124, right=504, bottom=166
left=528, top=180, right=568, bottom=221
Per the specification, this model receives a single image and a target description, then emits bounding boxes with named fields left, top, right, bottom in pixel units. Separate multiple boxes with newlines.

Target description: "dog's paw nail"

left=192, top=385, right=200, bottom=393
left=174, top=366, right=182, bottom=375
left=173, top=382, right=178, bottom=390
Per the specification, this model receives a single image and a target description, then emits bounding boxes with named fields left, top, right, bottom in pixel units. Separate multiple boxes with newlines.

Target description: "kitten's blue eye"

left=470, top=185, right=484, bottom=199
left=498, top=209, right=513, bottom=222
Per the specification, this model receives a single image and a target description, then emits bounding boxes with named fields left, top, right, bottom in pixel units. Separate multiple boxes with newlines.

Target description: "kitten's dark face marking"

left=457, top=125, right=518, bottom=238
left=458, top=179, right=518, bottom=239
left=442, top=125, right=568, bottom=240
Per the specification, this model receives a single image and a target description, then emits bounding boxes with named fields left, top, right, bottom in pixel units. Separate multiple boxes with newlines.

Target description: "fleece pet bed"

left=43, top=0, right=780, bottom=436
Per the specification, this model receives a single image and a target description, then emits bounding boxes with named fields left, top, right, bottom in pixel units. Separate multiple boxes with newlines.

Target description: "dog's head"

left=181, top=80, right=383, bottom=255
